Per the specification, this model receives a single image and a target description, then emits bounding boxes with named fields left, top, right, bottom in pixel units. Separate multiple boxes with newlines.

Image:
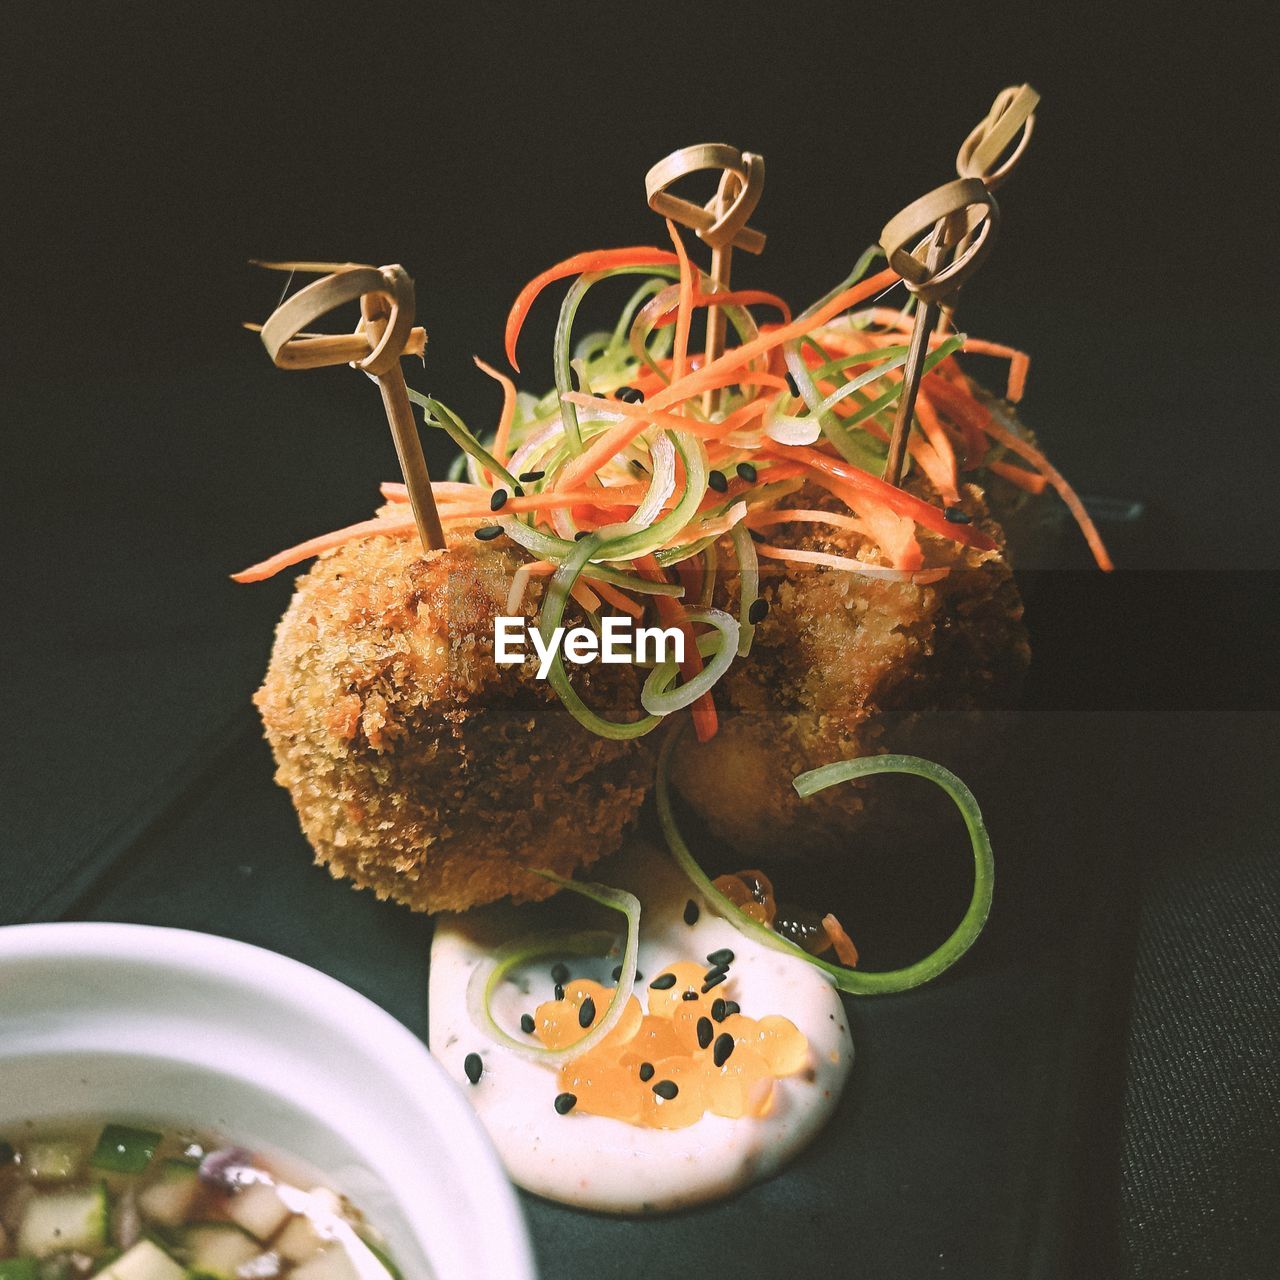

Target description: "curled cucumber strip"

left=656, top=724, right=994, bottom=994
left=464, top=871, right=641, bottom=1066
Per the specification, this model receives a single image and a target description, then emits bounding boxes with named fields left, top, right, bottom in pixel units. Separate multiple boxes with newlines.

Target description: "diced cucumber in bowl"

left=20, top=1140, right=83, bottom=1183
left=225, top=1183, right=290, bottom=1241
left=93, top=1238, right=186, bottom=1280
left=182, top=1223, right=260, bottom=1279
left=290, top=1248, right=361, bottom=1280
left=16, top=1183, right=108, bottom=1257
left=89, top=1127, right=162, bottom=1177
left=137, top=1161, right=201, bottom=1229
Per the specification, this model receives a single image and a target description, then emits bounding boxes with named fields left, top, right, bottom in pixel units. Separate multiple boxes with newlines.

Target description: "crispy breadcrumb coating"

left=671, top=479, right=1028, bottom=859
left=254, top=532, right=654, bottom=913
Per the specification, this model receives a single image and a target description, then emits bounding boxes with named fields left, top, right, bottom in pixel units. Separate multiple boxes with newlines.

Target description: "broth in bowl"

left=0, top=1121, right=399, bottom=1280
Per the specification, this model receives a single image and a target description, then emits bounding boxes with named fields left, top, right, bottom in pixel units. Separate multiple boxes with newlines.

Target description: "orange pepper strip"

left=635, top=554, right=717, bottom=742
left=504, top=246, right=680, bottom=370
left=474, top=356, right=518, bottom=468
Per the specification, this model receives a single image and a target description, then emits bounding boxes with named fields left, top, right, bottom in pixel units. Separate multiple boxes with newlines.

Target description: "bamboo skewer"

left=880, top=85, right=1039, bottom=487
left=645, top=144, right=766, bottom=415
left=252, top=260, right=446, bottom=551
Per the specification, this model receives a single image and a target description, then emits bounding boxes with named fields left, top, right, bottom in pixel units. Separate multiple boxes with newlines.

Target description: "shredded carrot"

left=666, top=220, right=694, bottom=385
left=761, top=442, right=996, bottom=553
left=924, top=375, right=1113, bottom=570
left=650, top=287, right=793, bottom=328
left=753, top=541, right=946, bottom=583
left=646, top=268, right=901, bottom=414
left=231, top=514, right=416, bottom=583
left=591, top=579, right=645, bottom=618
left=505, top=247, right=680, bottom=370
left=474, top=355, right=518, bottom=467
left=986, top=459, right=1049, bottom=495
left=744, top=508, right=877, bottom=541
left=821, top=913, right=859, bottom=967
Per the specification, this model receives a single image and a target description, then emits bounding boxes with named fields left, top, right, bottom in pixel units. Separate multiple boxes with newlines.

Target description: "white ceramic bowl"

left=0, top=923, right=535, bottom=1280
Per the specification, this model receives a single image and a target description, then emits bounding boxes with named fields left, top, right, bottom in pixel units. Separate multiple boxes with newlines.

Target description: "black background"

left=5, top=4, right=1278, bottom=1278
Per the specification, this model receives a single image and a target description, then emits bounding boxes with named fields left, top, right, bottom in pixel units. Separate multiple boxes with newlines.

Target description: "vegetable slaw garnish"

left=235, top=242, right=1112, bottom=738
left=655, top=724, right=995, bottom=995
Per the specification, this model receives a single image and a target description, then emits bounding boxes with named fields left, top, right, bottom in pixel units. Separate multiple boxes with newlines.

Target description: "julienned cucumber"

left=16, top=1181, right=108, bottom=1257
left=95, top=1238, right=187, bottom=1280
left=182, top=1223, right=260, bottom=1279
left=89, top=1124, right=162, bottom=1175
left=136, top=1160, right=201, bottom=1229
left=20, top=1139, right=83, bottom=1182
left=0, top=1260, right=39, bottom=1280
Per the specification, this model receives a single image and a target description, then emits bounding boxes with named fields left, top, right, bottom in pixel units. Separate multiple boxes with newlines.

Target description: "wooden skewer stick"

left=938, top=84, right=1040, bottom=335
left=645, top=144, right=766, bottom=415
left=879, top=178, right=1000, bottom=487
left=879, top=86, right=1039, bottom=486
left=254, top=261, right=446, bottom=551
left=883, top=227, right=947, bottom=490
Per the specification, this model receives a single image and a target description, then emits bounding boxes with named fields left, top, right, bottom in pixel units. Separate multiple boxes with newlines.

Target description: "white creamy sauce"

left=429, top=842, right=853, bottom=1214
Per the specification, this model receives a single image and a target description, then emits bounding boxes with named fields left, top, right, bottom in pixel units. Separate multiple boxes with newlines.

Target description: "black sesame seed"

left=520, top=1013, right=536, bottom=1034
left=785, top=372, right=800, bottom=396
left=569, top=367, right=582, bottom=391
left=748, top=598, right=769, bottom=625
left=735, top=462, right=757, bottom=483
left=697, top=1017, right=713, bottom=1049
left=723, top=1000, right=741, bottom=1017
left=653, top=1079, right=679, bottom=1100
left=578, top=997, right=596, bottom=1028
left=638, top=1062, right=655, bottom=1081
left=711, top=998, right=728, bottom=1022
left=551, top=962, right=570, bottom=984
left=713, top=1033, right=735, bottom=1067
left=616, top=385, right=645, bottom=404
left=707, top=470, right=729, bottom=493
left=611, top=964, right=641, bottom=982
left=474, top=525, right=503, bottom=541
left=554, top=1092, right=578, bottom=1115
left=514, top=484, right=525, bottom=498
left=701, top=972, right=727, bottom=993
left=554, top=983, right=565, bottom=1001
left=575, top=529, right=591, bottom=541
left=681, top=990, right=699, bottom=1002
left=519, top=469, right=545, bottom=482
left=944, top=506, right=972, bottom=524
left=489, top=488, right=508, bottom=512
left=683, top=899, right=700, bottom=926
left=649, top=972, right=677, bottom=990
left=704, top=964, right=728, bottom=984
left=707, top=948, right=735, bottom=967
left=463, top=1052, right=483, bottom=1085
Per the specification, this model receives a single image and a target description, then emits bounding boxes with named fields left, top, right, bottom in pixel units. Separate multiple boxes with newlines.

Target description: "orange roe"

left=537, top=961, right=809, bottom=1128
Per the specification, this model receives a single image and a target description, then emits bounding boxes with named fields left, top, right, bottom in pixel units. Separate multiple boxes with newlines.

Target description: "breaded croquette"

left=671, top=479, right=1028, bottom=859
left=254, top=531, right=654, bottom=913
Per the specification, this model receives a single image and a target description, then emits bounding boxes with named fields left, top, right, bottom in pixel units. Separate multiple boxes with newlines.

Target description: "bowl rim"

left=0, top=920, right=537, bottom=1280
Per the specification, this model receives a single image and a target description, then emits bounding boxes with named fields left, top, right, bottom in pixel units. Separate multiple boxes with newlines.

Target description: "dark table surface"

left=5, top=357, right=1277, bottom=1278
left=6, top=4, right=1278, bottom=1275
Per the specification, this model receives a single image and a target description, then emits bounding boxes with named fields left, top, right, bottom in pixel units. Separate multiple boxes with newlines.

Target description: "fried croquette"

left=671, top=478, right=1029, bottom=860
left=254, top=531, right=654, bottom=913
